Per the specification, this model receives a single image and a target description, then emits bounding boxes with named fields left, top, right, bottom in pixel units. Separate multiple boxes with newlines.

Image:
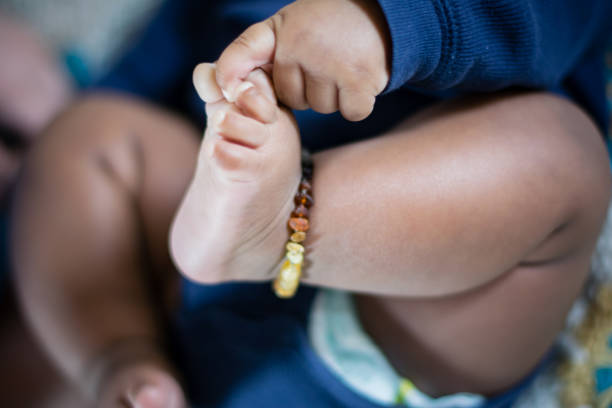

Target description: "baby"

left=11, top=0, right=611, bottom=407
left=169, top=0, right=608, bottom=405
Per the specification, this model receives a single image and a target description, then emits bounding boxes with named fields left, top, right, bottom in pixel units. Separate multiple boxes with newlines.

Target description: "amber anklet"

left=273, top=150, right=313, bottom=298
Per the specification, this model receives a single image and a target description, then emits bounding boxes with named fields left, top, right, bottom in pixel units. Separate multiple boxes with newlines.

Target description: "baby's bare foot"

left=171, top=68, right=302, bottom=283
left=98, top=362, right=186, bottom=408
left=89, top=340, right=186, bottom=408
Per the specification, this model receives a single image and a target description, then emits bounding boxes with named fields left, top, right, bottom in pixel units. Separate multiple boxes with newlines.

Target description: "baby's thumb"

left=215, top=19, right=276, bottom=102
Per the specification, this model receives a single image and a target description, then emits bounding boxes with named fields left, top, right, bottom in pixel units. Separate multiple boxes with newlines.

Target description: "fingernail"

left=221, top=87, right=234, bottom=102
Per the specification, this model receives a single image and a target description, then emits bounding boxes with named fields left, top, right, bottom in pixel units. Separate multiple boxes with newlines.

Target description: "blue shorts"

left=171, top=280, right=551, bottom=408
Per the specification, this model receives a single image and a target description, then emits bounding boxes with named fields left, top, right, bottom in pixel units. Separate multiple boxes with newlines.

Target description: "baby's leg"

left=339, top=92, right=609, bottom=397
left=12, top=94, right=199, bottom=407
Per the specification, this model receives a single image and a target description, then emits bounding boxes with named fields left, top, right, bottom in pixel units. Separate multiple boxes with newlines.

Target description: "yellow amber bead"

left=273, top=259, right=302, bottom=298
left=290, top=231, right=306, bottom=243
left=286, top=242, right=305, bottom=254
left=287, top=251, right=304, bottom=264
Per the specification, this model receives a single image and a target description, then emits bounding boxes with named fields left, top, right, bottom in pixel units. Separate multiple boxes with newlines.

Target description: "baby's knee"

left=539, top=94, right=609, bottom=230
left=508, top=93, right=611, bottom=262
left=23, top=94, right=156, bottom=193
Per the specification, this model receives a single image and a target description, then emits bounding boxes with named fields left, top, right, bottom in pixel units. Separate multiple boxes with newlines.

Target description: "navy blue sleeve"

left=377, top=0, right=612, bottom=92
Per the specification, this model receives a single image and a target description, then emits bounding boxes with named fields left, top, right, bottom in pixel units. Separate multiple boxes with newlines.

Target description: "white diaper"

left=308, top=289, right=486, bottom=407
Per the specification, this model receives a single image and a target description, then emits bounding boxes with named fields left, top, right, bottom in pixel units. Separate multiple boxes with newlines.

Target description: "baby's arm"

left=205, top=0, right=391, bottom=122
left=205, top=0, right=612, bottom=122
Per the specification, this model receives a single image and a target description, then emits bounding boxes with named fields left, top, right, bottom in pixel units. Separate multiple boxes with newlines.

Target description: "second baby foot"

left=170, top=67, right=302, bottom=283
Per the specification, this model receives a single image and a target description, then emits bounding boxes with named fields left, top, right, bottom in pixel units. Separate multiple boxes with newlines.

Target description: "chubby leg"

left=12, top=94, right=199, bottom=407
left=13, top=69, right=300, bottom=407
left=348, top=92, right=611, bottom=396
left=170, top=88, right=610, bottom=397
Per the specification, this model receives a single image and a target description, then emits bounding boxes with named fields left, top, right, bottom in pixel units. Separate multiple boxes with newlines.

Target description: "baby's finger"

left=273, top=62, right=308, bottom=110
left=234, top=69, right=277, bottom=124
left=216, top=20, right=276, bottom=102
left=338, top=88, right=375, bottom=122
left=245, top=68, right=276, bottom=102
left=305, top=74, right=338, bottom=114
left=236, top=86, right=277, bottom=124
left=193, top=63, right=223, bottom=103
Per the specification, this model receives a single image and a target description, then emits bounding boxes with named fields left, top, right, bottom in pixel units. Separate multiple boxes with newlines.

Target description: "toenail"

left=235, top=81, right=254, bottom=97
left=222, top=81, right=254, bottom=102
left=211, top=110, right=227, bottom=129
left=221, top=88, right=234, bottom=102
left=193, top=63, right=223, bottom=102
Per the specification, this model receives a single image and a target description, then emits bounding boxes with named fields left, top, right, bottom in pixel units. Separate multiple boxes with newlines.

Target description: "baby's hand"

left=197, top=0, right=390, bottom=121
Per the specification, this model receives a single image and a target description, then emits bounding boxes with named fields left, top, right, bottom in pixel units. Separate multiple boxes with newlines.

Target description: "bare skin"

left=13, top=87, right=610, bottom=406
left=14, top=68, right=298, bottom=408
left=13, top=95, right=198, bottom=408
left=171, top=69, right=302, bottom=284
left=210, top=0, right=390, bottom=121
left=12, top=0, right=611, bottom=405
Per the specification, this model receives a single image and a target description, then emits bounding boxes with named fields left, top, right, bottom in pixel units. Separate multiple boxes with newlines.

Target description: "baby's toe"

left=209, top=137, right=260, bottom=177
left=193, top=63, right=223, bottom=103
left=211, top=108, right=270, bottom=148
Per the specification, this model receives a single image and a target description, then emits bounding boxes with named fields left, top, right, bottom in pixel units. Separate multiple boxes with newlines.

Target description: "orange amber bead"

left=288, top=217, right=310, bottom=232
left=294, top=193, right=313, bottom=208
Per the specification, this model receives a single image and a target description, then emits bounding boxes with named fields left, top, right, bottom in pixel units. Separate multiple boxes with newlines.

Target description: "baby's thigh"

left=355, top=91, right=611, bottom=397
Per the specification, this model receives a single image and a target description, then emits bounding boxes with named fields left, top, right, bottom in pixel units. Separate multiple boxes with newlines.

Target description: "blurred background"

left=0, top=2, right=162, bottom=406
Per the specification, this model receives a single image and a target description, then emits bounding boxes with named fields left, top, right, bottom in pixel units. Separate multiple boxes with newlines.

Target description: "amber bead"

left=299, top=179, right=312, bottom=191
left=287, top=251, right=304, bottom=264
left=294, top=193, right=313, bottom=208
left=302, top=164, right=313, bottom=179
left=288, top=217, right=310, bottom=232
left=273, top=259, right=302, bottom=298
left=286, top=242, right=305, bottom=254
left=290, top=231, right=306, bottom=243
left=292, top=204, right=309, bottom=218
